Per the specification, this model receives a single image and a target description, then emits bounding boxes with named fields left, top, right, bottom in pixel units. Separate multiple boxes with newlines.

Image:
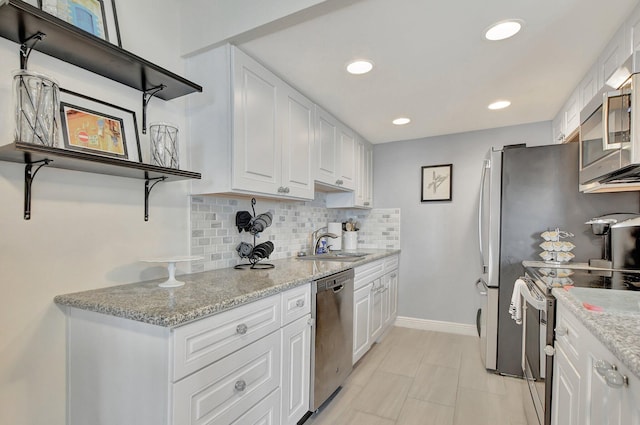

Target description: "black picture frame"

left=421, top=164, right=452, bottom=202
left=39, top=0, right=122, bottom=47
left=58, top=88, right=141, bottom=162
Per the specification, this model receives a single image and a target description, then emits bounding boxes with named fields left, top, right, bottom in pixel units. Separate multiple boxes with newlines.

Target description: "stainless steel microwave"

left=579, top=55, right=640, bottom=192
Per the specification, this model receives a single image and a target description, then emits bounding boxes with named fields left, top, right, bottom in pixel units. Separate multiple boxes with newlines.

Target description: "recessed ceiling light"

left=484, top=20, right=523, bottom=41
left=488, top=100, right=511, bottom=110
left=346, top=60, right=374, bottom=75
left=392, top=117, right=411, bottom=125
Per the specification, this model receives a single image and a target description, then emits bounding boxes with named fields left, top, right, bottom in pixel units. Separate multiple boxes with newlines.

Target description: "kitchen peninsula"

left=54, top=250, right=399, bottom=425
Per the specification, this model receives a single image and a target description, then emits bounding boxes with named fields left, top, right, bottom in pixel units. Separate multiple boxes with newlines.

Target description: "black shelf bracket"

left=142, top=85, right=166, bottom=135
left=24, top=158, right=52, bottom=220
left=20, top=32, right=46, bottom=69
left=144, top=176, right=167, bottom=221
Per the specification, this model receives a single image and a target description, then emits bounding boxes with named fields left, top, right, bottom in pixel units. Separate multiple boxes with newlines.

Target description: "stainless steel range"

left=520, top=262, right=640, bottom=425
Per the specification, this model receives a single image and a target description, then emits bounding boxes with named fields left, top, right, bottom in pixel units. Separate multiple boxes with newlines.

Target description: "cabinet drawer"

left=230, top=389, right=281, bottom=425
left=172, top=331, right=281, bottom=425
left=172, top=294, right=281, bottom=381
left=354, top=259, right=384, bottom=290
left=555, top=304, right=582, bottom=365
left=281, top=283, right=311, bottom=326
left=383, top=255, right=399, bottom=273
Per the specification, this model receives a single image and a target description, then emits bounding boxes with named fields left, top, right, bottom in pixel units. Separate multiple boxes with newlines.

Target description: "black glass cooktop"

left=527, top=266, right=640, bottom=293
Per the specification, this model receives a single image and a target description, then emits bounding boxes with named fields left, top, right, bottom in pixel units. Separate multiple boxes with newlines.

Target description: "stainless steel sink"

left=296, top=252, right=369, bottom=262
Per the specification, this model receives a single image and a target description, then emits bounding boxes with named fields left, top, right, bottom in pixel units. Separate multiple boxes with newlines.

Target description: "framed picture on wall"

left=40, top=0, right=122, bottom=47
left=59, top=88, right=141, bottom=161
left=421, top=164, right=452, bottom=202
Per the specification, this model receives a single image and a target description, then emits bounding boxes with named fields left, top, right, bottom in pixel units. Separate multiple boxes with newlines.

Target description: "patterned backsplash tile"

left=190, top=193, right=400, bottom=272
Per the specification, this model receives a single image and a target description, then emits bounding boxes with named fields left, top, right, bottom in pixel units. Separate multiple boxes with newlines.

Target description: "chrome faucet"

left=311, top=226, right=338, bottom=255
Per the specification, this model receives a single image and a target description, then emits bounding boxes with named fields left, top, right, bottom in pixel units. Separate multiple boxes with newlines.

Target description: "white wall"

left=0, top=2, right=192, bottom=425
left=373, top=121, right=552, bottom=325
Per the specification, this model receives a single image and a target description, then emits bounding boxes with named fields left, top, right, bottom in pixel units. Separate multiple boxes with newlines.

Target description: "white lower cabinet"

left=281, top=314, right=312, bottom=425
left=173, top=331, right=281, bottom=425
left=552, top=342, right=581, bottom=425
left=553, top=303, right=640, bottom=425
left=352, top=255, right=399, bottom=364
left=65, top=283, right=312, bottom=425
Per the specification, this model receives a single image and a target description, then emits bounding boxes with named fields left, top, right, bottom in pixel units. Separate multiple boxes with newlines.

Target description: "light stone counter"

left=54, top=249, right=400, bottom=328
left=553, top=286, right=640, bottom=379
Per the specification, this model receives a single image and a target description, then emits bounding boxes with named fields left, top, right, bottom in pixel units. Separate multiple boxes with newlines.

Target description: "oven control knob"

left=544, top=345, right=556, bottom=356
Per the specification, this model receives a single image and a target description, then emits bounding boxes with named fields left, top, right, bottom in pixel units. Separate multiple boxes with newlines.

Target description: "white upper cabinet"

left=326, top=135, right=373, bottom=208
left=314, top=106, right=356, bottom=191
left=551, top=3, right=640, bottom=144
left=187, top=45, right=314, bottom=200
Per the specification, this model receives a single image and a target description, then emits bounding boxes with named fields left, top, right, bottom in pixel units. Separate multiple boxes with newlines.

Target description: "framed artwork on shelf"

left=421, top=164, right=452, bottom=202
left=40, top=0, right=122, bottom=47
left=59, top=88, right=141, bottom=161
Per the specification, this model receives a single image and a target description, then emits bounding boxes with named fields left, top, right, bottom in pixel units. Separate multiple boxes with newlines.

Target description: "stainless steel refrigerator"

left=476, top=143, right=639, bottom=376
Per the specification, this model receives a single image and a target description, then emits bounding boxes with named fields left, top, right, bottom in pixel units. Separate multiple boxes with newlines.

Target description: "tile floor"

left=305, top=326, right=529, bottom=425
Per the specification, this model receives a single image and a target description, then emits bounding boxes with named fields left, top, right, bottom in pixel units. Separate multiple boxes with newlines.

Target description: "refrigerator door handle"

left=478, top=159, right=490, bottom=272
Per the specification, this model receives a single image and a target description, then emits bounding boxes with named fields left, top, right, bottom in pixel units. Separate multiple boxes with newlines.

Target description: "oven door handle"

left=521, top=282, right=546, bottom=312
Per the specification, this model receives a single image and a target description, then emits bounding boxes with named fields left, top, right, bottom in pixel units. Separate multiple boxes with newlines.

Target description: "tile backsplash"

left=190, top=193, right=400, bottom=272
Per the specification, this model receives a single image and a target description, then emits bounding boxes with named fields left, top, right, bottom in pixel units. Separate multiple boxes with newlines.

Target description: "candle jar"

left=13, top=69, right=60, bottom=147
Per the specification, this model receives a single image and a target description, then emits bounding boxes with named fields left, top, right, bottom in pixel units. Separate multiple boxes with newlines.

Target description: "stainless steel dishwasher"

left=310, top=268, right=354, bottom=411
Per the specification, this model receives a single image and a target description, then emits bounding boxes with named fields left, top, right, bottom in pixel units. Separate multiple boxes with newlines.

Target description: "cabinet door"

left=585, top=351, right=625, bottom=425
left=281, top=315, right=312, bottom=425
left=387, top=269, right=398, bottom=322
left=353, top=283, right=372, bottom=364
left=315, top=106, right=339, bottom=185
left=233, top=49, right=281, bottom=194
left=281, top=85, right=314, bottom=199
left=551, top=343, right=581, bottom=425
left=230, top=389, right=281, bottom=425
left=369, top=278, right=384, bottom=342
left=337, top=125, right=356, bottom=190
left=354, top=138, right=373, bottom=208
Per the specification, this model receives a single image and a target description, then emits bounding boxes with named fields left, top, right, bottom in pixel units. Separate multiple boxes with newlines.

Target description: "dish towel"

left=509, top=278, right=527, bottom=325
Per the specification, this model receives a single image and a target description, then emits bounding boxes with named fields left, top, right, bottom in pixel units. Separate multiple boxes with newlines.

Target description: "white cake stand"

left=140, top=256, right=203, bottom=288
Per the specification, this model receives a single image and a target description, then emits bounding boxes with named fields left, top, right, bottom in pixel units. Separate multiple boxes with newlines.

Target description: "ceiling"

left=231, top=0, right=639, bottom=144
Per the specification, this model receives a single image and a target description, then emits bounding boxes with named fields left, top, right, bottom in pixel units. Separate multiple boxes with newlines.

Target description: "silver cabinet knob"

left=235, top=380, right=247, bottom=392
left=236, top=323, right=248, bottom=335
left=284, top=187, right=290, bottom=193
left=335, top=179, right=343, bottom=185
left=605, top=368, right=628, bottom=388
left=390, top=273, right=397, bottom=278
left=296, top=299, right=305, bottom=307
left=364, top=202, right=370, bottom=206
left=555, top=327, right=568, bottom=337
left=277, top=186, right=285, bottom=193
left=307, top=318, right=315, bottom=326
left=544, top=345, right=555, bottom=356
left=594, top=359, right=613, bottom=377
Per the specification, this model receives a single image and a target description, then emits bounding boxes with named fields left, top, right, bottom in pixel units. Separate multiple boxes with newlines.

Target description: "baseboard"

left=394, top=316, right=478, bottom=336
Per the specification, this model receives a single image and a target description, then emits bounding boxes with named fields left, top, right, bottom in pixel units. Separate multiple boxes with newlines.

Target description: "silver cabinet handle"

left=295, top=299, right=305, bottom=307
left=235, top=380, right=247, bottom=391
left=236, top=323, right=248, bottom=335
left=555, top=327, right=568, bottom=337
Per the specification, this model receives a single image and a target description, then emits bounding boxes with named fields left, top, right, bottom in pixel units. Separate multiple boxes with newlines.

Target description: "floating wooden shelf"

left=0, top=0, right=202, bottom=100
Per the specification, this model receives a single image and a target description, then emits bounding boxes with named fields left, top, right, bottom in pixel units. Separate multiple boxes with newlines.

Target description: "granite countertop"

left=553, top=287, right=640, bottom=379
left=54, top=249, right=400, bottom=328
